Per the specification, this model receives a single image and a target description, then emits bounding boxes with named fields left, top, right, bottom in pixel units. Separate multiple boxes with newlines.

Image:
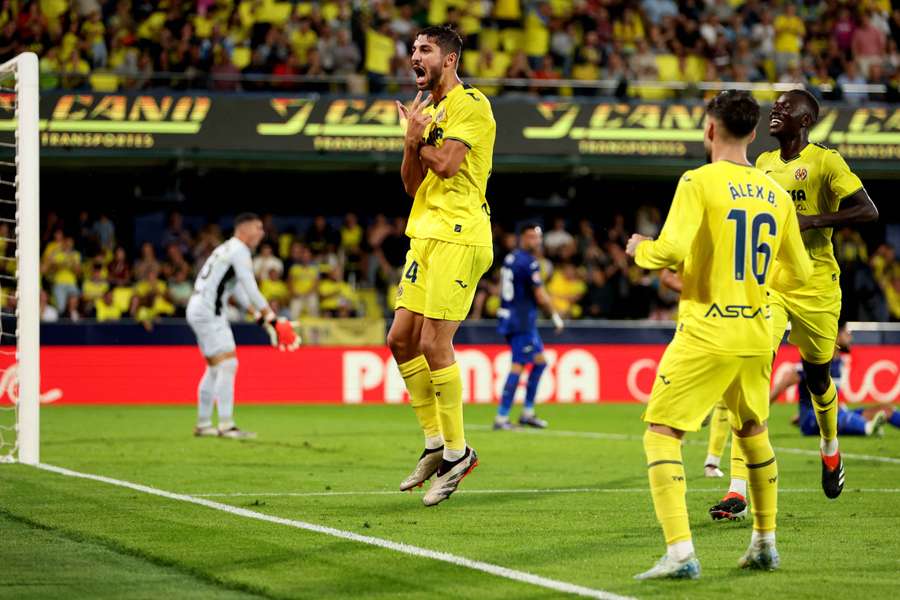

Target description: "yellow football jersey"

left=636, top=161, right=811, bottom=356
left=406, top=83, right=495, bottom=248
left=756, top=143, right=863, bottom=293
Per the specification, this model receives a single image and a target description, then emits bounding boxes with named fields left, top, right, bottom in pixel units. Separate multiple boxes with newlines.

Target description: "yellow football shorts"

left=769, top=286, right=841, bottom=365
left=395, top=238, right=493, bottom=321
left=642, top=338, right=772, bottom=432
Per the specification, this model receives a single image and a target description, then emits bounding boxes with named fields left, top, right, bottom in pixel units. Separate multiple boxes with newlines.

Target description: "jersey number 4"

left=405, top=261, right=419, bottom=283
left=727, top=208, right=777, bottom=284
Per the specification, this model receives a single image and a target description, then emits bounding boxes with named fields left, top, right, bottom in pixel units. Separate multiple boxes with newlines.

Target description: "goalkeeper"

left=186, top=213, right=299, bottom=439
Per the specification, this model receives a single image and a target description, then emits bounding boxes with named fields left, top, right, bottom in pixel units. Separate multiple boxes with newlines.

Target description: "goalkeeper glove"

left=258, top=315, right=301, bottom=351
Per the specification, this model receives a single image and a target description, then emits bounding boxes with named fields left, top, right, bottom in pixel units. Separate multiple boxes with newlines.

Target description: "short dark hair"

left=787, top=88, right=820, bottom=123
left=234, top=212, right=261, bottom=227
left=418, top=25, right=463, bottom=61
left=706, top=90, right=760, bottom=139
left=519, top=222, right=542, bottom=235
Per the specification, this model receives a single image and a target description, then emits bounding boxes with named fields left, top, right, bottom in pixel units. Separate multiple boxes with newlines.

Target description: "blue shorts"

left=798, top=407, right=819, bottom=436
left=506, top=331, right=544, bottom=365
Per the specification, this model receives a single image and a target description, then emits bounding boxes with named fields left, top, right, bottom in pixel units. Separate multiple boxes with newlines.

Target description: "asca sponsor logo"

left=704, top=303, right=766, bottom=319
left=341, top=349, right=599, bottom=403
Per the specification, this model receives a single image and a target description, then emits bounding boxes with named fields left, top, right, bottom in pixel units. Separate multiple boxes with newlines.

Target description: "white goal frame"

left=1, top=52, right=40, bottom=465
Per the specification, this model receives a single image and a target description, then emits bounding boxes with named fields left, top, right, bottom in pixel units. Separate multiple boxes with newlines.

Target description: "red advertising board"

left=1, top=344, right=899, bottom=405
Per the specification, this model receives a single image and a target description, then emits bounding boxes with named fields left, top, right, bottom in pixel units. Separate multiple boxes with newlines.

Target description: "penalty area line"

left=33, top=462, right=634, bottom=600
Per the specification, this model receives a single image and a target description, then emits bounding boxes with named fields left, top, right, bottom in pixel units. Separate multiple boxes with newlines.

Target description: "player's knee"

left=806, top=373, right=830, bottom=396
left=218, top=356, right=238, bottom=375
left=387, top=330, right=412, bottom=360
left=509, top=363, right=524, bottom=374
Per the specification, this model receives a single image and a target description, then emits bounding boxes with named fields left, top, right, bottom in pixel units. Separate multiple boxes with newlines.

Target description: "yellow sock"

left=731, top=431, right=748, bottom=483
left=812, top=380, right=839, bottom=443
left=736, top=430, right=778, bottom=533
left=707, top=402, right=729, bottom=461
left=643, top=429, right=691, bottom=544
left=397, top=355, right=441, bottom=440
left=431, top=363, right=465, bottom=452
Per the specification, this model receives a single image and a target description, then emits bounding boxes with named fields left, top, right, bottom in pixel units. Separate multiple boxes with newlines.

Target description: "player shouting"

left=389, top=25, right=495, bottom=506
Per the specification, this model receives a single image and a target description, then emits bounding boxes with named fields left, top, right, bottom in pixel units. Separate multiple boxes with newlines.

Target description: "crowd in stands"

left=5, top=0, right=900, bottom=101
left=35, top=208, right=900, bottom=327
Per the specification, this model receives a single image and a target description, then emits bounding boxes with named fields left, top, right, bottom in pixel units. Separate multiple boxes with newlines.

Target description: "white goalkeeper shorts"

left=186, top=296, right=236, bottom=358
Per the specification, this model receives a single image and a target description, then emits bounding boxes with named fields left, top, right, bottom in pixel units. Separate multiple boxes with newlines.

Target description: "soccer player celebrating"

left=494, top=224, right=564, bottom=430
left=626, top=91, right=812, bottom=579
left=186, top=213, right=299, bottom=439
left=713, top=90, right=879, bottom=511
left=389, top=26, right=495, bottom=506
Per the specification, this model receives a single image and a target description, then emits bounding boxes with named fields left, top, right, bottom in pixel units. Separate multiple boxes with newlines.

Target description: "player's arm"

left=418, top=140, right=469, bottom=179
left=534, top=285, right=564, bottom=332
left=798, top=150, right=878, bottom=231
left=773, top=202, right=813, bottom=291
left=396, top=92, right=432, bottom=198
left=770, top=365, right=802, bottom=403
left=626, top=172, right=703, bottom=268
left=798, top=188, right=878, bottom=231
left=658, top=269, right=682, bottom=293
left=235, top=250, right=299, bottom=350
left=419, top=92, right=491, bottom=180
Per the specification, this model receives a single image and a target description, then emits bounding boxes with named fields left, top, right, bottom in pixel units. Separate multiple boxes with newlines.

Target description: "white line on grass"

left=189, top=487, right=900, bottom=498
left=34, top=463, right=634, bottom=600
left=467, top=425, right=900, bottom=465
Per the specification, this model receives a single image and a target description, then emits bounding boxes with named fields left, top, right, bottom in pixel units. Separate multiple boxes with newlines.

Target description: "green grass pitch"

left=2, top=403, right=899, bottom=599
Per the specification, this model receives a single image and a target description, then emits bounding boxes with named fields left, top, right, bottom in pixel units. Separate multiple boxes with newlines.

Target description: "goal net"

left=0, top=52, right=39, bottom=465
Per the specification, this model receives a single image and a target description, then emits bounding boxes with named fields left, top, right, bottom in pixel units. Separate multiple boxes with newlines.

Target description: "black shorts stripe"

left=747, top=457, right=776, bottom=469
left=647, top=460, right=683, bottom=468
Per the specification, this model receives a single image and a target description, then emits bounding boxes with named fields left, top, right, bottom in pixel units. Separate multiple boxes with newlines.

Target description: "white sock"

left=751, top=530, right=775, bottom=546
left=197, top=366, right=217, bottom=427
left=728, top=478, right=748, bottom=497
left=705, top=453, right=721, bottom=467
left=667, top=539, right=695, bottom=561
left=522, top=408, right=535, bottom=418
left=820, top=437, right=839, bottom=456
left=425, top=435, right=444, bottom=450
left=214, top=357, right=238, bottom=429
left=443, top=447, right=465, bottom=462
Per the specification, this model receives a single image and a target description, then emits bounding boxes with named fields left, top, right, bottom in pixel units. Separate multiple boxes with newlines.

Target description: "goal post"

left=1, top=52, right=39, bottom=465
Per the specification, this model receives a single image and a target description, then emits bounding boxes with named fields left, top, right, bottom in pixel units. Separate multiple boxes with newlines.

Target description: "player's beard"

left=424, top=63, right=442, bottom=93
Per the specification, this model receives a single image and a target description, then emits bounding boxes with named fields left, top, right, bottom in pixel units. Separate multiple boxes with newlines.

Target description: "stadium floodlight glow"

left=0, top=52, right=39, bottom=465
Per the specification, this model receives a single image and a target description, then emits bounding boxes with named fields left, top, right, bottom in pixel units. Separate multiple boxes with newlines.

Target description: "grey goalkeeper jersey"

left=192, top=237, right=268, bottom=315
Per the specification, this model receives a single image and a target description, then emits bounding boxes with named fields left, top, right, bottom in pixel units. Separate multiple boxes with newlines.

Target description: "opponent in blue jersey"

left=495, top=224, right=564, bottom=430
left=769, top=323, right=887, bottom=437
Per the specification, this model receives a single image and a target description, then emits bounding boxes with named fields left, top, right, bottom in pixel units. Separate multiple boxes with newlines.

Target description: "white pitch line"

left=468, top=425, right=900, bottom=465
left=34, top=463, right=634, bottom=600
left=189, top=487, right=900, bottom=498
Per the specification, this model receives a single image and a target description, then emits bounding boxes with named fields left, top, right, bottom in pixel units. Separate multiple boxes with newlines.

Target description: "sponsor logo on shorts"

left=396, top=284, right=404, bottom=297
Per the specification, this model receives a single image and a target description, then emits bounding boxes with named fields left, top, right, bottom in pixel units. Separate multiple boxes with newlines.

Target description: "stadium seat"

left=463, top=50, right=480, bottom=77
left=231, top=47, right=252, bottom=70
left=500, top=29, right=524, bottom=53
left=112, top=286, right=134, bottom=313
left=259, top=2, right=291, bottom=24
left=479, top=28, right=500, bottom=51
left=683, top=55, right=707, bottom=83
left=89, top=72, right=120, bottom=92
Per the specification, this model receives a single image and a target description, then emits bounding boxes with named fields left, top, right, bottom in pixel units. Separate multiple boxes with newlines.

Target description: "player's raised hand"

left=625, top=233, right=650, bottom=258
left=397, top=91, right=432, bottom=144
